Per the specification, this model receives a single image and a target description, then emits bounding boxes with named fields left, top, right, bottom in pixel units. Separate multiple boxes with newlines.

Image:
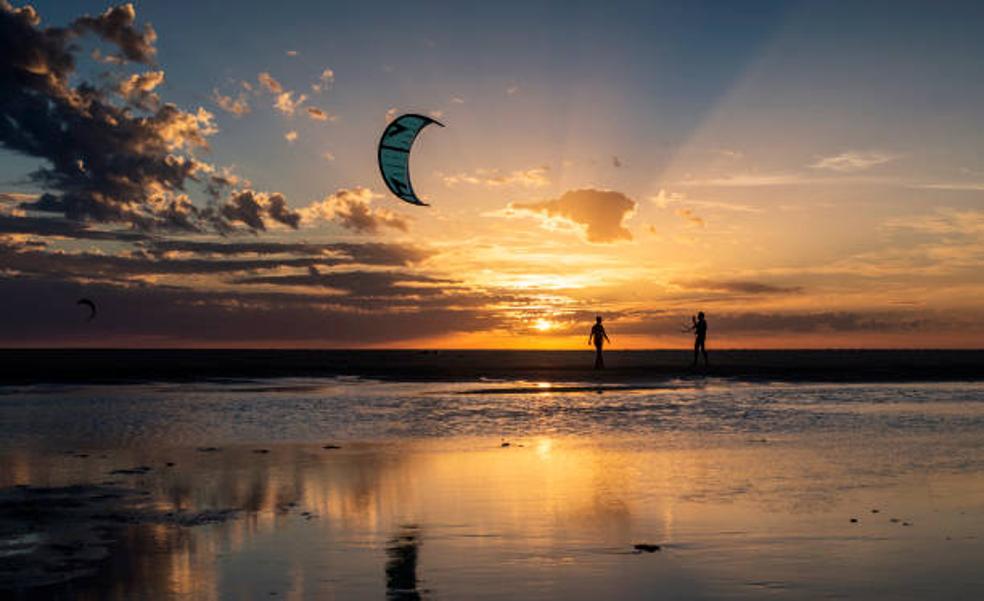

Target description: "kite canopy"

left=378, top=113, right=444, bottom=206
left=76, top=298, right=96, bottom=321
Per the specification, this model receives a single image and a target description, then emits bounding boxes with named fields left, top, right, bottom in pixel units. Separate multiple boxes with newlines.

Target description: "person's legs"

left=692, top=339, right=699, bottom=366
left=701, top=340, right=709, bottom=366
left=595, top=345, right=604, bottom=369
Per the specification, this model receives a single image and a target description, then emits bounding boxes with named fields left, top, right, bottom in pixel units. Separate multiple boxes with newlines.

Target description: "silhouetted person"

left=588, top=315, right=611, bottom=369
left=690, top=312, right=709, bottom=367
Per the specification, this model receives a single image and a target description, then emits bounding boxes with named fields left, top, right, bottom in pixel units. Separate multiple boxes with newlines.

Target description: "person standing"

left=690, top=312, right=709, bottom=367
left=588, top=315, right=611, bottom=369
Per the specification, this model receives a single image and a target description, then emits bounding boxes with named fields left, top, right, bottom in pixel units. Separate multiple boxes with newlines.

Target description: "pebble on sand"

left=634, top=543, right=661, bottom=553
left=322, top=444, right=341, bottom=450
left=500, top=442, right=511, bottom=448
left=871, top=509, right=880, bottom=513
left=197, top=447, right=221, bottom=452
left=850, top=518, right=859, bottom=523
left=253, top=449, right=270, bottom=454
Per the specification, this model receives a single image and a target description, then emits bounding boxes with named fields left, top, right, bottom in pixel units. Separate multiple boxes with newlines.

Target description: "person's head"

left=596, top=315, right=603, bottom=323
left=697, top=311, right=705, bottom=320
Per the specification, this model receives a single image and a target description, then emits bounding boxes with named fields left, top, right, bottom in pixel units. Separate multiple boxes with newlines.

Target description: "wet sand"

left=3, top=379, right=984, bottom=599
left=1, top=349, right=983, bottom=385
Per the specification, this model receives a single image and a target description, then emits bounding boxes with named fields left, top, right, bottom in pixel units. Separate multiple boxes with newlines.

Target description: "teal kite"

left=378, top=113, right=444, bottom=206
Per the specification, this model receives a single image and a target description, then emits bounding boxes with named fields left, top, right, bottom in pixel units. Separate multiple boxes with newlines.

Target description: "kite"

left=77, top=298, right=96, bottom=321
left=378, top=113, right=444, bottom=206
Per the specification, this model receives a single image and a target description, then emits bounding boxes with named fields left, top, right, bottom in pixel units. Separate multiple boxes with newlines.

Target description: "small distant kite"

left=77, top=298, right=96, bottom=321
left=378, top=113, right=444, bottom=206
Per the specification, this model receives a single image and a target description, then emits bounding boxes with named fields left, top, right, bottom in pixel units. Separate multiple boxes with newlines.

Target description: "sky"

left=1, top=0, right=983, bottom=348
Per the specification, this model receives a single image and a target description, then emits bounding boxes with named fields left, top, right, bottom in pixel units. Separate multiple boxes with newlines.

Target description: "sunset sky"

left=1, top=1, right=983, bottom=348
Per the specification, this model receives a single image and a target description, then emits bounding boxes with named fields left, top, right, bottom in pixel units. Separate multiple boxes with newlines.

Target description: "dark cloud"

left=0, top=213, right=149, bottom=242
left=619, top=310, right=940, bottom=335
left=507, top=189, right=636, bottom=243
left=144, top=240, right=429, bottom=265
left=674, top=279, right=804, bottom=295
left=71, top=4, right=157, bottom=63
left=0, top=275, right=495, bottom=346
left=234, top=270, right=456, bottom=297
left=0, top=2, right=296, bottom=233
left=220, top=190, right=300, bottom=231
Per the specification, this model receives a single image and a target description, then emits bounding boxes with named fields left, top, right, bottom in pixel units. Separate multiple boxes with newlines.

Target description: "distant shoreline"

left=1, top=349, right=982, bottom=386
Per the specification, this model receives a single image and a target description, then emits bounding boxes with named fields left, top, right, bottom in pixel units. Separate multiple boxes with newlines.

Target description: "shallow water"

left=2, top=379, right=984, bottom=599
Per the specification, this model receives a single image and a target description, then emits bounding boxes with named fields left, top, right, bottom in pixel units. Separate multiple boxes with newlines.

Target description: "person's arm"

left=603, top=329, right=611, bottom=343
left=588, top=330, right=594, bottom=345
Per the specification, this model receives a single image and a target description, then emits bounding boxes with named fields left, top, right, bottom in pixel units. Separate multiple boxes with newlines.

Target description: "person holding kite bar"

left=687, top=311, right=709, bottom=367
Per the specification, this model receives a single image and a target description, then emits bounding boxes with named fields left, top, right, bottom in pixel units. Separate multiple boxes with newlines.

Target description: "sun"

left=533, top=318, right=555, bottom=332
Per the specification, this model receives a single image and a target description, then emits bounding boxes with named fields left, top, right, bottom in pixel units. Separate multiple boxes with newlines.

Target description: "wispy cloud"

left=211, top=88, right=251, bottom=116
left=312, top=68, right=334, bottom=93
left=811, top=150, right=896, bottom=172
left=306, top=107, right=334, bottom=121
left=674, top=208, right=705, bottom=228
left=442, top=167, right=550, bottom=189
left=257, top=72, right=284, bottom=94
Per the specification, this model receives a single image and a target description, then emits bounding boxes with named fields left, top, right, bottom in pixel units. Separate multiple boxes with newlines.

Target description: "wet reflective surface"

left=2, top=379, right=984, bottom=599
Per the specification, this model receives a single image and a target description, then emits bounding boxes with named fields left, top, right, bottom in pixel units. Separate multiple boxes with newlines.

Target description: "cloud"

left=71, top=4, right=157, bottom=63
left=442, top=167, right=550, bottom=189
left=678, top=173, right=808, bottom=187
left=257, top=72, right=283, bottom=94
left=385, top=107, right=398, bottom=123
left=883, top=208, right=984, bottom=236
left=619, top=309, right=948, bottom=336
left=505, top=189, right=636, bottom=243
left=0, top=2, right=293, bottom=233
left=286, top=50, right=298, bottom=57
left=220, top=190, right=300, bottom=231
left=284, top=130, right=298, bottom=143
left=451, top=96, right=465, bottom=104
left=322, top=151, right=335, bottom=161
left=300, top=188, right=409, bottom=234
left=274, top=91, right=307, bottom=116
left=312, top=68, right=334, bottom=93
left=674, top=208, right=705, bottom=228
left=118, top=70, right=164, bottom=109
left=211, top=88, right=250, bottom=116
left=650, top=189, right=761, bottom=214
left=306, top=107, right=334, bottom=121
left=910, top=182, right=984, bottom=191
left=143, top=239, right=430, bottom=265
left=811, top=151, right=896, bottom=172
left=506, top=85, right=519, bottom=95
left=673, top=279, right=803, bottom=295
left=0, top=274, right=495, bottom=346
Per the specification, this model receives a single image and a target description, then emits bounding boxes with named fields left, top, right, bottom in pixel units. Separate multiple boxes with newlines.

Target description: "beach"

left=3, top=368, right=984, bottom=600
